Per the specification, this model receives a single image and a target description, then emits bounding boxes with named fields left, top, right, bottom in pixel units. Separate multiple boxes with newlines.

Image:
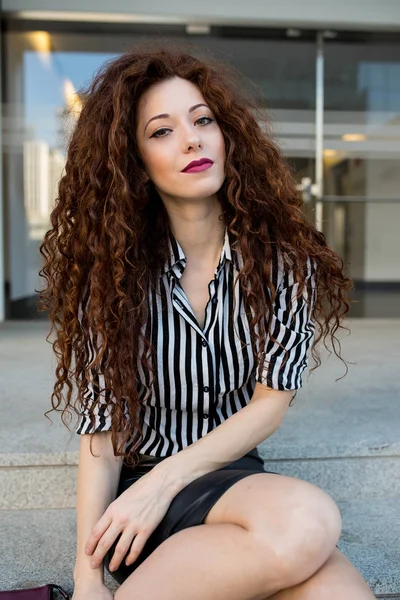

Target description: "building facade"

left=1, top=0, right=400, bottom=321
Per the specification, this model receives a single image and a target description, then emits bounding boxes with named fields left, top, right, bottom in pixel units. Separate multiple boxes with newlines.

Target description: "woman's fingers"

left=124, top=530, right=151, bottom=567
left=108, top=527, right=138, bottom=571
left=85, top=513, right=113, bottom=556
left=90, top=524, right=123, bottom=567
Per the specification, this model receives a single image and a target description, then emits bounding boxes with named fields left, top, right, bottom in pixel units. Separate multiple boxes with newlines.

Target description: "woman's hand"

left=84, top=461, right=180, bottom=572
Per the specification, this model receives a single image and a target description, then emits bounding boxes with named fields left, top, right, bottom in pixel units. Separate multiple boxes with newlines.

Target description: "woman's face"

left=136, top=76, right=226, bottom=204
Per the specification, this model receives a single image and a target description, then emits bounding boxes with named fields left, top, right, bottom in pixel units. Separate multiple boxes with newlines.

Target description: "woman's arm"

left=73, top=432, right=123, bottom=587
left=155, top=383, right=293, bottom=491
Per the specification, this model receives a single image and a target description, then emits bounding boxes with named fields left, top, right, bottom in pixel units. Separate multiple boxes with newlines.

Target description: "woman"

left=39, top=44, right=375, bottom=599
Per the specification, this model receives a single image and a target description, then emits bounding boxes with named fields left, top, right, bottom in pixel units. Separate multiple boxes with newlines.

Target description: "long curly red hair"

left=38, top=41, right=353, bottom=466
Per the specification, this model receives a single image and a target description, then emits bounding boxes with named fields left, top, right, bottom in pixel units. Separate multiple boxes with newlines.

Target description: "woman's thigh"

left=204, top=472, right=342, bottom=582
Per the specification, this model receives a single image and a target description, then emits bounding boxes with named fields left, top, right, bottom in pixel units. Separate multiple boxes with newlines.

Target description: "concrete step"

left=1, top=445, right=400, bottom=510
left=337, top=497, right=400, bottom=597
left=0, top=508, right=118, bottom=595
left=0, top=500, right=399, bottom=597
left=0, top=452, right=77, bottom=510
left=258, top=443, right=400, bottom=501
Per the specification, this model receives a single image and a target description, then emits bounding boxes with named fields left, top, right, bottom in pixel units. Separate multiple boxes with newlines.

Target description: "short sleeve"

left=256, top=255, right=317, bottom=391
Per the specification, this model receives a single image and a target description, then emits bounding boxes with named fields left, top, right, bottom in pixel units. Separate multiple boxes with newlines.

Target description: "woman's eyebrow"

left=144, top=103, right=210, bottom=133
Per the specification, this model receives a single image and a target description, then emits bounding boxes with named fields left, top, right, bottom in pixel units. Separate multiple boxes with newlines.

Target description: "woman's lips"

left=183, top=162, right=213, bottom=174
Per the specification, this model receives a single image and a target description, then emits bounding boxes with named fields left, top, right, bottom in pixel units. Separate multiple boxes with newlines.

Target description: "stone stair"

left=0, top=508, right=119, bottom=595
left=1, top=319, right=399, bottom=597
left=258, top=445, right=400, bottom=598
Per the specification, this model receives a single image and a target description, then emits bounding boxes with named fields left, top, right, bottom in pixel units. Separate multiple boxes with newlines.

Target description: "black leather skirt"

left=105, top=447, right=272, bottom=584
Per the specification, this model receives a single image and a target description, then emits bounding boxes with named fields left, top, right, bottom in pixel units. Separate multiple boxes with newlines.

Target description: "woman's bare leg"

left=114, top=472, right=343, bottom=600
left=268, top=548, right=375, bottom=599
left=114, top=522, right=296, bottom=600
left=114, top=532, right=375, bottom=600
left=113, top=531, right=374, bottom=600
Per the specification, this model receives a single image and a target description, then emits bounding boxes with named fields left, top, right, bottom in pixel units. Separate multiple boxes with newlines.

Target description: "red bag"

left=0, top=584, right=69, bottom=600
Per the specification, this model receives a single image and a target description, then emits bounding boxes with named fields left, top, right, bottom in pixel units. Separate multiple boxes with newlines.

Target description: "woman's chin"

left=159, top=184, right=223, bottom=204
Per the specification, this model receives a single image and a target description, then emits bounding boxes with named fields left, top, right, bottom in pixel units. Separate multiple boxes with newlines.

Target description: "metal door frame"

left=0, top=8, right=5, bottom=322
left=314, top=31, right=325, bottom=233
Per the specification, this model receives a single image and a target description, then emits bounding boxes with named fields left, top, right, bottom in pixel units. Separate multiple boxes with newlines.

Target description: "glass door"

left=203, top=30, right=319, bottom=230
left=322, top=31, right=400, bottom=317
left=212, top=31, right=319, bottom=227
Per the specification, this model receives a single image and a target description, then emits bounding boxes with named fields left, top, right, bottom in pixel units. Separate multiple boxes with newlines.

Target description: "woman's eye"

left=151, top=128, right=170, bottom=138
left=196, top=116, right=213, bottom=126
left=151, top=116, right=213, bottom=138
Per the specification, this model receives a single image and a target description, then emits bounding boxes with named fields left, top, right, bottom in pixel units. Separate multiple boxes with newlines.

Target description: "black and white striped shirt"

left=76, top=229, right=316, bottom=457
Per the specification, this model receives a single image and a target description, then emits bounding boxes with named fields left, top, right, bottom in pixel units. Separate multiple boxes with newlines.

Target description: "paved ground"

left=1, top=318, right=399, bottom=457
left=1, top=318, right=399, bottom=596
left=1, top=500, right=399, bottom=597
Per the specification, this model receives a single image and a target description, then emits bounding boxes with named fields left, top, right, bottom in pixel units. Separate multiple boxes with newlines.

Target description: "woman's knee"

left=205, top=473, right=342, bottom=586
left=253, top=482, right=342, bottom=586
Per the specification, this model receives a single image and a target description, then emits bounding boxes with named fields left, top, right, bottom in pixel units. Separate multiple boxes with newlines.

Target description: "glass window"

left=323, top=33, right=400, bottom=316
left=3, top=22, right=317, bottom=318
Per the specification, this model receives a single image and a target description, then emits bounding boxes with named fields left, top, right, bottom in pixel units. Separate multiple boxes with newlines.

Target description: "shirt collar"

left=163, top=227, right=238, bottom=278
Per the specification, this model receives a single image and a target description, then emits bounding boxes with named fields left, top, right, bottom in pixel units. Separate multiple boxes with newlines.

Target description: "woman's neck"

left=165, top=197, right=225, bottom=265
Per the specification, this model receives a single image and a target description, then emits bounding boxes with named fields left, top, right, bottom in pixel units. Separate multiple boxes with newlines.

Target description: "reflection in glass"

left=4, top=27, right=318, bottom=318
left=4, top=29, right=120, bottom=314
left=323, top=36, right=400, bottom=302
left=22, top=49, right=96, bottom=245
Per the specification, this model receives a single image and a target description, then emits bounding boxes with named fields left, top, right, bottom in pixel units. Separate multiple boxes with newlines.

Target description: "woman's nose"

left=182, top=127, right=202, bottom=151
left=185, top=140, right=202, bottom=151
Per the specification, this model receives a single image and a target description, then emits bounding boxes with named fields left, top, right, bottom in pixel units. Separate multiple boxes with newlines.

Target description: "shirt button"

left=203, top=413, right=209, bottom=419
left=201, top=340, right=207, bottom=347
left=212, top=298, right=218, bottom=305
left=204, top=386, right=209, bottom=393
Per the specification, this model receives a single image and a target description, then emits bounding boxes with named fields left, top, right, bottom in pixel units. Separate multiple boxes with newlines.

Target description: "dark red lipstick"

left=182, top=158, right=214, bottom=173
